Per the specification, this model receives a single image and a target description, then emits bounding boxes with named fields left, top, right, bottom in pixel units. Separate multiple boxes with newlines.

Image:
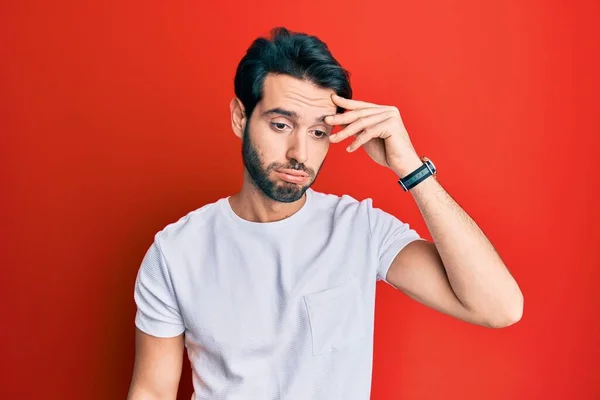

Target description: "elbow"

left=484, top=291, right=524, bottom=329
left=486, top=308, right=522, bottom=329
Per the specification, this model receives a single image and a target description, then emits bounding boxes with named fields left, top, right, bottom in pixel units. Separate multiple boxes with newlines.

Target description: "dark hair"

left=234, top=27, right=352, bottom=119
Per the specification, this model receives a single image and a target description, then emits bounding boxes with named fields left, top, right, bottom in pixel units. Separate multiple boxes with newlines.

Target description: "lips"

left=277, top=168, right=308, bottom=177
left=275, top=169, right=309, bottom=183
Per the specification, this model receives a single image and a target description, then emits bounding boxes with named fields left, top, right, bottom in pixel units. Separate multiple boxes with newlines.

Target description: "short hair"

left=234, top=27, right=352, bottom=119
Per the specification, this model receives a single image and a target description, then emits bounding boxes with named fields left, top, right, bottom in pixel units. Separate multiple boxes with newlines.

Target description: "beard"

left=241, top=123, right=323, bottom=203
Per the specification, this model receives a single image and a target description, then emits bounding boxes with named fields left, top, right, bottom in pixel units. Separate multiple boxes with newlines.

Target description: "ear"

left=230, top=97, right=246, bottom=139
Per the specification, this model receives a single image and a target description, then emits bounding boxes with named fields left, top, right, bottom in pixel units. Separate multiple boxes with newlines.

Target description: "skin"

left=228, top=74, right=338, bottom=222
left=128, top=73, right=524, bottom=399
left=324, top=94, right=523, bottom=329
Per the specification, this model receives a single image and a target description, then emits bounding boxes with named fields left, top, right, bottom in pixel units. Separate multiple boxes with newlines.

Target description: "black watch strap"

left=398, top=157, right=436, bottom=191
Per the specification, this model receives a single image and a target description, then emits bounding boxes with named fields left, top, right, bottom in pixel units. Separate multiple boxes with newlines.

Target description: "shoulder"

left=309, top=188, right=377, bottom=221
left=310, top=188, right=374, bottom=209
left=152, top=197, right=225, bottom=254
left=311, top=188, right=414, bottom=232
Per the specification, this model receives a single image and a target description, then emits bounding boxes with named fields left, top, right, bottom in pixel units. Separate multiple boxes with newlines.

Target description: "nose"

left=286, top=130, right=309, bottom=165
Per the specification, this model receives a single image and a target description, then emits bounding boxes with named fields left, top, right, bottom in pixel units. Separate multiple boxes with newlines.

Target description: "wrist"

left=396, top=155, right=438, bottom=192
left=392, top=156, right=423, bottom=178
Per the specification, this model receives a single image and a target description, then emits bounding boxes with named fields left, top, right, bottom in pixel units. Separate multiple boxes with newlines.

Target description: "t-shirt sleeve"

left=133, top=238, right=185, bottom=337
left=367, top=199, right=422, bottom=284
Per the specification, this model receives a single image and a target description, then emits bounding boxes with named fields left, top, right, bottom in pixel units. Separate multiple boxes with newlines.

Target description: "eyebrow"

left=262, top=107, right=329, bottom=123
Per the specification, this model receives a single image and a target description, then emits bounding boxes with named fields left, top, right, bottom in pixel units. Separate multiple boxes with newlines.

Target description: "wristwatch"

left=398, top=156, right=437, bottom=191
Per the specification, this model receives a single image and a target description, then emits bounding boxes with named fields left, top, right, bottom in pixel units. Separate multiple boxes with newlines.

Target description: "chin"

left=264, top=180, right=311, bottom=203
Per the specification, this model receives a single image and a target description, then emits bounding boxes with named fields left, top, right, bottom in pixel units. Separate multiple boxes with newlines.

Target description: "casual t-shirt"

left=133, top=187, right=421, bottom=399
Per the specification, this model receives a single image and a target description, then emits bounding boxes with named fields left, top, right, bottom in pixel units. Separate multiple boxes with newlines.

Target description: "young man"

left=127, top=27, right=523, bottom=400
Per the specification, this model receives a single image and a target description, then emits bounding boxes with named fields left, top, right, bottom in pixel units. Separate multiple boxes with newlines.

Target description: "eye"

left=271, top=122, right=290, bottom=132
left=312, top=130, right=328, bottom=139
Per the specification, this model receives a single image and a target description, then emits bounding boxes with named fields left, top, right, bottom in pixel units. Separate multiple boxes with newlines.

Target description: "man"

left=127, top=27, right=523, bottom=400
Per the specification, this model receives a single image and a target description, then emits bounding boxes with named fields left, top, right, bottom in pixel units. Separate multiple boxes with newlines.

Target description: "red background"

left=2, top=1, right=599, bottom=399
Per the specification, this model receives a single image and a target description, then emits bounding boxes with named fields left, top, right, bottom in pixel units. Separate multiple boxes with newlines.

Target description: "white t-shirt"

left=134, top=187, right=421, bottom=399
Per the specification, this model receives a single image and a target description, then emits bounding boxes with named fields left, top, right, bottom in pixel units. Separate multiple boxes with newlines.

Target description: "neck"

left=228, top=170, right=307, bottom=223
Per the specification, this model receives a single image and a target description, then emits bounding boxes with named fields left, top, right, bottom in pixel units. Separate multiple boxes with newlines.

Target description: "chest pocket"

left=303, top=276, right=366, bottom=355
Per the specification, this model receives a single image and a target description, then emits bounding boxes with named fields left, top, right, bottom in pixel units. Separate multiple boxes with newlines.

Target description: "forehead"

left=259, top=74, right=337, bottom=120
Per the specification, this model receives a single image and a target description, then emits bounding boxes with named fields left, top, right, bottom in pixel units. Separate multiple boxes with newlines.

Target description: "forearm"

left=127, top=386, right=176, bottom=400
left=406, top=173, right=523, bottom=326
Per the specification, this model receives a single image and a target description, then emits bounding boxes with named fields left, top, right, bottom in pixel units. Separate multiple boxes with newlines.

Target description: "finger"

left=331, top=94, right=382, bottom=110
left=346, top=118, right=393, bottom=152
left=324, top=107, right=383, bottom=126
left=329, top=110, right=396, bottom=143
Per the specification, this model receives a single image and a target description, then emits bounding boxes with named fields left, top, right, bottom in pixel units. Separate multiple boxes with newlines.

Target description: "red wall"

left=2, top=1, right=599, bottom=399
